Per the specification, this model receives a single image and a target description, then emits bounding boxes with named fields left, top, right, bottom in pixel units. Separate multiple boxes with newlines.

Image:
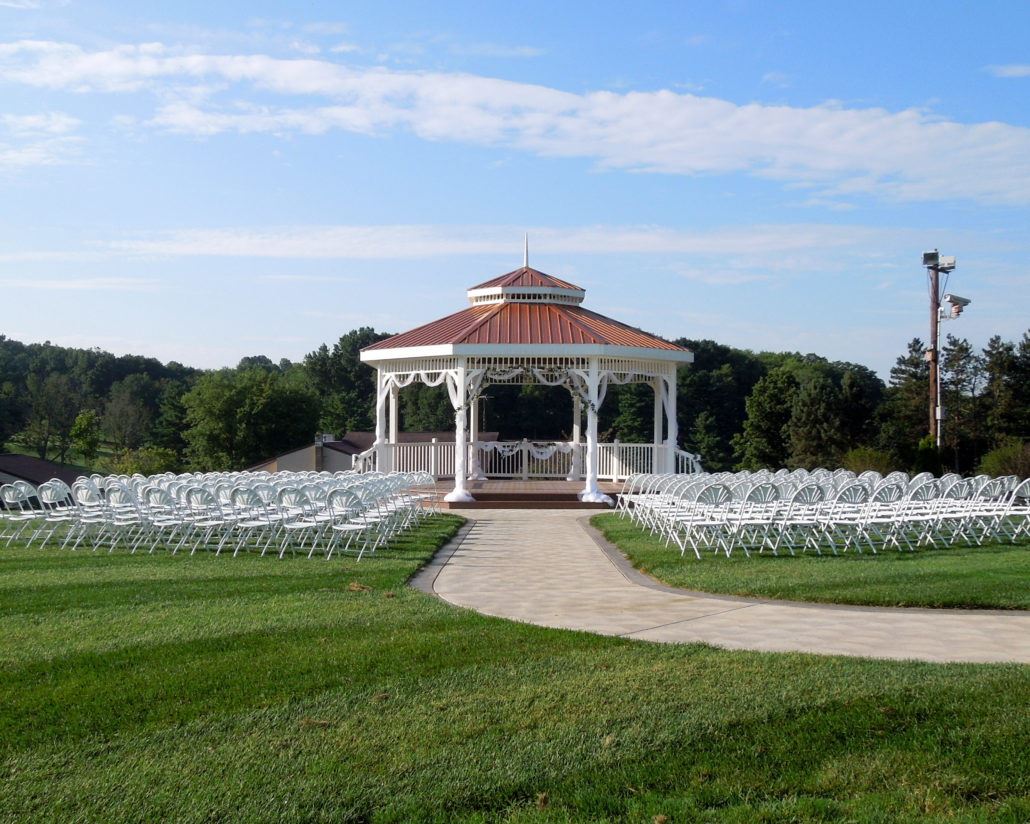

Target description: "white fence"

left=355, top=440, right=702, bottom=481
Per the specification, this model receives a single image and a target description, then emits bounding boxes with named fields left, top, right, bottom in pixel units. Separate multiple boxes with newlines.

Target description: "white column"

left=374, top=369, right=387, bottom=473
left=652, top=377, right=663, bottom=474
left=468, top=394, right=486, bottom=480
left=444, top=363, right=474, bottom=503
left=579, top=358, right=613, bottom=504
left=387, top=383, right=399, bottom=473
left=566, top=393, right=582, bottom=481
left=663, top=365, right=679, bottom=473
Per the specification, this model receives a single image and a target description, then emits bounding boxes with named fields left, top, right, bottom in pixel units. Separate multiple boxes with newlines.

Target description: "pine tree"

left=940, top=334, right=985, bottom=471
left=980, top=335, right=1017, bottom=446
left=787, top=376, right=846, bottom=469
left=688, top=410, right=730, bottom=470
left=733, top=368, right=799, bottom=469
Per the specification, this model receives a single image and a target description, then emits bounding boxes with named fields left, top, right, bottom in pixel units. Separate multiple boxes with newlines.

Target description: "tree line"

left=1, top=327, right=1028, bottom=477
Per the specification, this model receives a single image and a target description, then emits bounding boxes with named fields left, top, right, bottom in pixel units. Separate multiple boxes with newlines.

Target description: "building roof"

left=362, top=264, right=691, bottom=364
left=0, top=453, right=86, bottom=488
left=364, top=302, right=686, bottom=351
left=470, top=266, right=582, bottom=291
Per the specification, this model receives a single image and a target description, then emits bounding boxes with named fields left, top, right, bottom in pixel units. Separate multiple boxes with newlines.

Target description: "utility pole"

left=922, top=250, right=963, bottom=449
left=927, top=260, right=941, bottom=442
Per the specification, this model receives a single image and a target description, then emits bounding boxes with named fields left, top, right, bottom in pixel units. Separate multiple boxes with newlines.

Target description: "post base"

left=577, top=489, right=614, bottom=506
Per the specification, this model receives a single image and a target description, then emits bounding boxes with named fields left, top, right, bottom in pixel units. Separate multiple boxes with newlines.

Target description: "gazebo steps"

left=440, top=497, right=613, bottom=510
left=433, top=480, right=621, bottom=509
left=438, top=487, right=617, bottom=510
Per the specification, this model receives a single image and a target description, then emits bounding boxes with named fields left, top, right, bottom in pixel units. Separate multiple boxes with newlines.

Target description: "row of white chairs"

left=1, top=470, right=441, bottom=561
left=617, top=468, right=1030, bottom=558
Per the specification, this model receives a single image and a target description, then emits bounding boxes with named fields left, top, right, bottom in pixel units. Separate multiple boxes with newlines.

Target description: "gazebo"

left=359, top=262, right=696, bottom=503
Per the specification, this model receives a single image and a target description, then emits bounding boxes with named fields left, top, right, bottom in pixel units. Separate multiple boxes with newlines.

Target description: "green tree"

left=688, top=410, right=730, bottom=470
left=787, top=376, right=846, bottom=469
left=104, top=380, right=154, bottom=451
left=0, top=381, right=25, bottom=450
left=981, top=335, right=1017, bottom=446
left=733, top=368, right=800, bottom=469
left=183, top=368, right=320, bottom=470
left=70, top=409, right=102, bottom=468
left=305, top=328, right=390, bottom=435
left=940, top=334, right=985, bottom=472
left=610, top=383, right=654, bottom=443
left=1008, top=331, right=1030, bottom=437
left=152, top=380, right=191, bottom=459
left=675, top=339, right=768, bottom=470
left=19, top=372, right=81, bottom=461
left=400, top=384, right=454, bottom=432
left=877, top=338, right=931, bottom=467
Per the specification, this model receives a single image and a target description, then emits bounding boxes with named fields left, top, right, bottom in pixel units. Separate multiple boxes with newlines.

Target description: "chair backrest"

left=276, top=487, right=309, bottom=510
left=791, top=483, right=824, bottom=506
left=907, top=479, right=941, bottom=502
left=871, top=483, right=904, bottom=504
left=745, top=482, right=779, bottom=503
left=833, top=482, right=869, bottom=505
left=696, top=483, right=731, bottom=507
left=327, top=488, right=361, bottom=516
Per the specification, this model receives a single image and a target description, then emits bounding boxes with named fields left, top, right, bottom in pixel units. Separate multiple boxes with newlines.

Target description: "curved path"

left=414, top=510, right=1030, bottom=664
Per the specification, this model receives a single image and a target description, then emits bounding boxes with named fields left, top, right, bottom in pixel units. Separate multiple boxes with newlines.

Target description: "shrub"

left=107, top=446, right=180, bottom=476
left=978, top=440, right=1030, bottom=478
left=911, top=435, right=943, bottom=476
left=841, top=447, right=895, bottom=475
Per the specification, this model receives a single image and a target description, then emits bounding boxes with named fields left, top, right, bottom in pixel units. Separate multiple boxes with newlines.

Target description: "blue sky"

left=1, top=1, right=1028, bottom=376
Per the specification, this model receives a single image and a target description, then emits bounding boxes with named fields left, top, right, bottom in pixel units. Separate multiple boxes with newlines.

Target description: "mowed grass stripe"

left=593, top=513, right=1030, bottom=610
left=2, top=514, right=1029, bottom=822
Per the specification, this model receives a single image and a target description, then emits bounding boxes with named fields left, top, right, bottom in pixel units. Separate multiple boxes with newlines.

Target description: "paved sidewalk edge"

left=579, top=514, right=1024, bottom=617
left=408, top=516, right=477, bottom=596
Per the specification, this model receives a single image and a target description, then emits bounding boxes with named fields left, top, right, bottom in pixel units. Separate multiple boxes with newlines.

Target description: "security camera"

left=944, top=293, right=971, bottom=307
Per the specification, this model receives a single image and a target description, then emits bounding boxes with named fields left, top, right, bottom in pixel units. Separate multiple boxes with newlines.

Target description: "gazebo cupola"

left=465, top=268, right=586, bottom=306
left=360, top=262, right=695, bottom=503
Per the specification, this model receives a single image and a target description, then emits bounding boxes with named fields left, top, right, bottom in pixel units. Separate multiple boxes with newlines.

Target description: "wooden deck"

left=439, top=479, right=622, bottom=510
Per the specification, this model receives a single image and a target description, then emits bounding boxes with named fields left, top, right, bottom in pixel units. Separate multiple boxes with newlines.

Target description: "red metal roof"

left=470, top=266, right=583, bottom=291
left=364, top=302, right=686, bottom=351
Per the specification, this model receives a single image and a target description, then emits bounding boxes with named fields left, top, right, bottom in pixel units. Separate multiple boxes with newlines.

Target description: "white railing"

left=675, top=448, right=704, bottom=474
left=354, top=440, right=703, bottom=481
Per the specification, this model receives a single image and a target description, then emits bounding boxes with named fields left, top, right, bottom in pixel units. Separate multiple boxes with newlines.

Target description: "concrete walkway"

left=414, top=510, right=1030, bottom=664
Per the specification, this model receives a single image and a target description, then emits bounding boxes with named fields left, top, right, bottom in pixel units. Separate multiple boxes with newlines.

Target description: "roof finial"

left=523, top=233, right=529, bottom=268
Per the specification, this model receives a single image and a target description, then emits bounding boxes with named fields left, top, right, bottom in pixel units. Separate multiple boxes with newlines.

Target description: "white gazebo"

left=358, top=263, right=696, bottom=503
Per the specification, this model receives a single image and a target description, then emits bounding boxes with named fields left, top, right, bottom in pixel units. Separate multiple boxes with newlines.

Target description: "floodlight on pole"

left=923, top=251, right=970, bottom=450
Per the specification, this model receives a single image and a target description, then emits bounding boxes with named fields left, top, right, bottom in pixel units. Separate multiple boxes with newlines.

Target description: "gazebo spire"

left=523, top=233, right=529, bottom=268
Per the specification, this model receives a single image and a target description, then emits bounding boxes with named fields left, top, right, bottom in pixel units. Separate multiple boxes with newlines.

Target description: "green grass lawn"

left=1, top=515, right=1028, bottom=822
left=592, top=513, right=1030, bottom=610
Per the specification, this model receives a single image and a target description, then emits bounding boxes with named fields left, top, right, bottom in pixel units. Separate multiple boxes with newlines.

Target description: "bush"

left=107, top=446, right=180, bottom=476
left=911, top=435, right=943, bottom=476
left=978, top=440, right=1030, bottom=478
left=841, top=447, right=895, bottom=475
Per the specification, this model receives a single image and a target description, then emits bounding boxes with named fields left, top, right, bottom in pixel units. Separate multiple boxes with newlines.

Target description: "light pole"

left=922, top=249, right=969, bottom=449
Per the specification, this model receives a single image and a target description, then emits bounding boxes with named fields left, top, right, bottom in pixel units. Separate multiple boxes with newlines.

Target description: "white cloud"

left=449, top=42, right=544, bottom=59
left=288, top=40, right=321, bottom=56
left=761, top=71, right=790, bottom=88
left=1, top=111, right=80, bottom=135
left=2, top=40, right=1030, bottom=203
left=0, top=0, right=66, bottom=8
left=106, top=222, right=913, bottom=265
left=0, top=110, right=82, bottom=169
left=0, top=276, right=159, bottom=291
left=329, top=42, right=360, bottom=54
left=302, top=22, right=348, bottom=36
left=986, top=64, right=1030, bottom=78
